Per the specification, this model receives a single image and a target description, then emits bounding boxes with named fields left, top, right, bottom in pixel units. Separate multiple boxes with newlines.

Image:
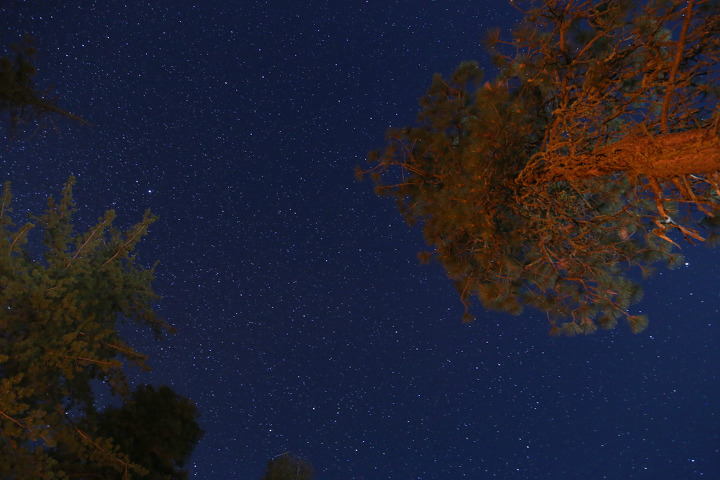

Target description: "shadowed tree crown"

left=261, top=453, right=315, bottom=480
left=361, top=0, right=720, bottom=335
left=0, top=35, right=87, bottom=136
left=88, top=385, right=204, bottom=480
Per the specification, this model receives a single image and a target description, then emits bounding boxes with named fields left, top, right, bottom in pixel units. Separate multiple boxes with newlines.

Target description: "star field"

left=2, top=1, right=719, bottom=479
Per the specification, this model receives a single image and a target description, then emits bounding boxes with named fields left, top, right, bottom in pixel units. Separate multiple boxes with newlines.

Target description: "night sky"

left=2, top=1, right=719, bottom=479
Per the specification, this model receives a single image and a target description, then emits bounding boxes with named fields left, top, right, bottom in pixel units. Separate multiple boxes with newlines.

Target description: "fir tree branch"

left=71, top=424, right=144, bottom=478
left=65, top=216, right=111, bottom=269
left=0, top=408, right=51, bottom=443
left=8, top=223, right=32, bottom=253
left=101, top=225, right=144, bottom=268
left=0, top=183, right=10, bottom=219
left=65, top=355, right=120, bottom=368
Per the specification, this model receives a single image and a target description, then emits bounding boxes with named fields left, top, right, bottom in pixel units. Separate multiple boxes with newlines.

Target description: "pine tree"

left=361, top=0, right=720, bottom=334
left=0, top=179, right=200, bottom=479
left=1, top=36, right=201, bottom=478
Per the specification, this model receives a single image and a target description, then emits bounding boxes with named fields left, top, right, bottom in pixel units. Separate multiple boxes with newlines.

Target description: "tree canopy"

left=361, top=0, right=720, bottom=335
left=84, top=385, right=204, bottom=480
left=0, top=179, right=202, bottom=479
left=1, top=36, right=203, bottom=477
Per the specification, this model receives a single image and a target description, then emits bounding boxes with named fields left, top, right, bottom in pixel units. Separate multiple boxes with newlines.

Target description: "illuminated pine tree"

left=361, top=0, right=719, bottom=334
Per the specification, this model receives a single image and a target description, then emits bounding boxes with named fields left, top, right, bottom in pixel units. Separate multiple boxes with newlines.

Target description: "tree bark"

left=538, top=128, right=720, bottom=181
left=596, top=127, right=720, bottom=179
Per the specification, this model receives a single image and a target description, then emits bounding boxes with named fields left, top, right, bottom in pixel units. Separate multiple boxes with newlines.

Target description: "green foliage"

left=261, top=453, right=315, bottom=480
left=627, top=314, right=650, bottom=334
left=0, top=179, right=200, bottom=479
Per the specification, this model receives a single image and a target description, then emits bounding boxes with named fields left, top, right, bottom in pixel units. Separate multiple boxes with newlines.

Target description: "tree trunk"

left=532, top=127, right=720, bottom=182
left=598, top=127, right=720, bottom=179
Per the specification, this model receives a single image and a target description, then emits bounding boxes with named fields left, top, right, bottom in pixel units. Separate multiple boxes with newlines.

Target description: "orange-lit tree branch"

left=362, top=0, right=719, bottom=334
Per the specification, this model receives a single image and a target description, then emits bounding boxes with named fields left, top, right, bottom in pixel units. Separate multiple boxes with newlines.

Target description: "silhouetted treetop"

left=0, top=35, right=87, bottom=136
left=261, top=453, right=315, bottom=480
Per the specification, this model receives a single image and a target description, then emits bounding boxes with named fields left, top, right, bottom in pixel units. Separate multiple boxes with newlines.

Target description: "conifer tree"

left=1, top=36, right=202, bottom=477
left=69, top=385, right=204, bottom=480
left=361, top=0, right=720, bottom=334
left=0, top=179, right=201, bottom=478
left=0, top=36, right=87, bottom=136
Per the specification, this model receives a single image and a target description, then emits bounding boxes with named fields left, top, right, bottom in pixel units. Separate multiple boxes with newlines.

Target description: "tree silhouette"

left=68, top=384, right=204, bottom=480
left=361, top=0, right=720, bottom=334
left=0, top=35, right=88, bottom=136
left=260, top=453, right=315, bottom=480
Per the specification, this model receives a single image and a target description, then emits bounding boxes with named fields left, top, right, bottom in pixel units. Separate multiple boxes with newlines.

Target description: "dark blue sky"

left=2, top=1, right=719, bottom=479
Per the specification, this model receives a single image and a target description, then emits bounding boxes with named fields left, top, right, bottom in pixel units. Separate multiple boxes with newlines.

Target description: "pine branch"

left=102, top=225, right=144, bottom=268
left=65, top=216, right=111, bottom=269
left=661, top=0, right=695, bottom=133
left=8, top=223, right=32, bottom=253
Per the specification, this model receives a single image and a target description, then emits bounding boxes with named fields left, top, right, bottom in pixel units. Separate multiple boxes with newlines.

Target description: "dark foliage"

left=0, top=36, right=87, bottom=137
left=261, top=453, right=315, bottom=480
